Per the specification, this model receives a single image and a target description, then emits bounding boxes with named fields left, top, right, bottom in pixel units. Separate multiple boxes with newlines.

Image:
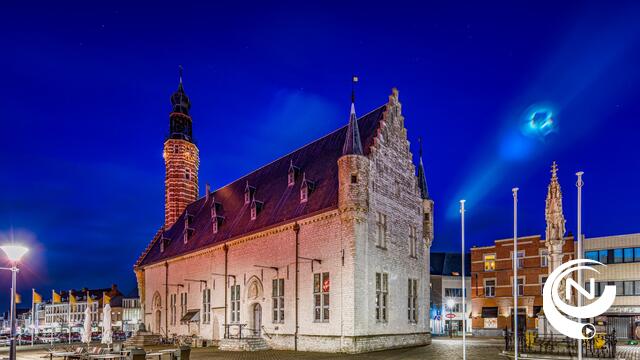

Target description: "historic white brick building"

left=134, top=78, right=434, bottom=353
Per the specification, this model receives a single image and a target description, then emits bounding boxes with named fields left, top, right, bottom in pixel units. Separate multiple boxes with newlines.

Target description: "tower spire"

left=417, top=137, right=430, bottom=199
left=545, top=161, right=566, bottom=274
left=342, top=76, right=363, bottom=156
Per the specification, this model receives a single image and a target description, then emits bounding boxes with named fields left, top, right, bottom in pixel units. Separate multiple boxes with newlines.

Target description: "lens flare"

left=521, top=104, right=557, bottom=140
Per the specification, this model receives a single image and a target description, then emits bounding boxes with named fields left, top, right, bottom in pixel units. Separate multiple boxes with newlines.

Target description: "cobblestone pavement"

left=617, top=345, right=640, bottom=360
left=14, top=338, right=505, bottom=360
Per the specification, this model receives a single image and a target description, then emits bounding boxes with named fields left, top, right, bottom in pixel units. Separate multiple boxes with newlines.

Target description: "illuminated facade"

left=135, top=84, right=433, bottom=353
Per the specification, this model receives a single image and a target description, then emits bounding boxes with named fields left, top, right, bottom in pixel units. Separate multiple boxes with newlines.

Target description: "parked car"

left=0, top=336, right=9, bottom=346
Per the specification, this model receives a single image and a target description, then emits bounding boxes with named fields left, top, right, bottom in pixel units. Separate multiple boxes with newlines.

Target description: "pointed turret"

left=342, top=76, right=363, bottom=156
left=417, top=138, right=430, bottom=200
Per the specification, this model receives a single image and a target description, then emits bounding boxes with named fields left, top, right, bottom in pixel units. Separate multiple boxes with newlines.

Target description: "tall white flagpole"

left=512, top=187, right=519, bottom=360
left=460, top=199, right=466, bottom=360
left=576, top=171, right=584, bottom=360
left=31, top=289, right=34, bottom=347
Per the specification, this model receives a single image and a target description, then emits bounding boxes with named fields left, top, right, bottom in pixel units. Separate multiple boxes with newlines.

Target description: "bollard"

left=128, top=348, right=146, bottom=360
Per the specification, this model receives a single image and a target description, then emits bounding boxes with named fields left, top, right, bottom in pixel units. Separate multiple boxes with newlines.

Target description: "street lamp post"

left=576, top=171, right=584, bottom=360
left=0, top=245, right=29, bottom=360
left=512, top=188, right=519, bottom=360
left=459, top=199, right=466, bottom=360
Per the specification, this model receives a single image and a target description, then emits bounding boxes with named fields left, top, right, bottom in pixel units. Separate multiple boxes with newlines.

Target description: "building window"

left=180, top=292, right=187, bottom=319
left=409, top=226, right=417, bottom=258
left=484, top=254, right=496, bottom=271
left=635, top=248, right=640, bottom=262
left=624, top=248, right=634, bottom=263
left=514, top=250, right=525, bottom=269
left=300, top=184, right=308, bottom=203
left=408, top=278, right=417, bottom=323
left=624, top=281, right=634, bottom=295
left=185, top=168, right=191, bottom=180
left=351, top=174, right=358, bottom=184
left=250, top=200, right=263, bottom=220
left=272, top=279, right=284, bottom=323
left=376, top=212, right=387, bottom=249
left=484, top=279, right=496, bottom=297
left=598, top=250, right=608, bottom=264
left=540, top=249, right=548, bottom=267
left=375, top=272, right=388, bottom=322
left=202, top=289, right=211, bottom=324
left=635, top=281, right=640, bottom=296
left=445, top=288, right=463, bottom=297
left=541, top=276, right=548, bottom=293
left=614, top=249, right=623, bottom=263
left=513, top=278, right=524, bottom=296
left=313, top=272, right=330, bottom=322
left=170, top=294, right=177, bottom=325
left=288, top=169, right=295, bottom=187
left=230, top=285, right=240, bottom=323
left=445, top=302, right=462, bottom=313
left=585, top=251, right=598, bottom=262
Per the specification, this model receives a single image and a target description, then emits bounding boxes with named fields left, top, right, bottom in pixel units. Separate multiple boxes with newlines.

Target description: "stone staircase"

left=123, top=331, right=163, bottom=348
left=218, top=337, right=270, bottom=351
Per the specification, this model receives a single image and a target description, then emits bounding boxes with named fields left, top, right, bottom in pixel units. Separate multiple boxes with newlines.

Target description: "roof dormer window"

left=184, top=213, right=195, bottom=244
left=300, top=173, right=315, bottom=203
left=244, top=181, right=256, bottom=204
left=211, top=202, right=224, bottom=234
left=250, top=199, right=264, bottom=220
left=288, top=160, right=300, bottom=187
left=160, top=234, right=169, bottom=253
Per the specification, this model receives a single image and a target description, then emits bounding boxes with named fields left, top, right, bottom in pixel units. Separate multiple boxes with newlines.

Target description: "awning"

left=180, top=309, right=200, bottom=323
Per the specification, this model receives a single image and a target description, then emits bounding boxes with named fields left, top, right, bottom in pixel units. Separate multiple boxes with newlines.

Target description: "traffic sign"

left=445, top=313, right=456, bottom=319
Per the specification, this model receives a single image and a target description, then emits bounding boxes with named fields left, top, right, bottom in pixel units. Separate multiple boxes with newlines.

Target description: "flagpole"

left=68, top=291, right=72, bottom=344
left=576, top=171, right=584, bottom=360
left=512, top=187, right=519, bottom=360
left=31, top=289, right=34, bottom=347
left=459, top=199, right=466, bottom=360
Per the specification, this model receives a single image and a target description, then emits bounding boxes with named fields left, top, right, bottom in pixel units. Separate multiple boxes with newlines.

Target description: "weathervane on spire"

left=179, top=65, right=184, bottom=84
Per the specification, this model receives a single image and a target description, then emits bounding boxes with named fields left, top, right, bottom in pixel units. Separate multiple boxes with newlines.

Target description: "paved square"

left=13, top=338, right=505, bottom=360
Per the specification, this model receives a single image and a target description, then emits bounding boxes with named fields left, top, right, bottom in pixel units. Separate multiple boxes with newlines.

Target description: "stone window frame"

left=375, top=272, right=389, bottom=322
left=540, top=248, right=549, bottom=267
left=511, top=276, right=525, bottom=296
left=484, top=278, right=496, bottom=297
left=313, top=272, right=330, bottom=323
left=376, top=212, right=388, bottom=249
left=409, top=226, right=417, bottom=258
left=230, top=284, right=241, bottom=323
left=408, top=278, right=418, bottom=323
left=272, top=278, right=285, bottom=323
left=170, top=293, right=177, bottom=325
left=483, top=254, right=496, bottom=272
left=202, top=288, right=211, bottom=324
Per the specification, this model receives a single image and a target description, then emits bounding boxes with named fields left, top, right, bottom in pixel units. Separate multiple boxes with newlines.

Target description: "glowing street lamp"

left=1, top=244, right=29, bottom=360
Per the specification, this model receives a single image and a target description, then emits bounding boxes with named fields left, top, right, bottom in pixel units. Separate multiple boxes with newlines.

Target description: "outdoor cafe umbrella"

left=101, top=303, right=113, bottom=347
left=82, top=306, right=91, bottom=344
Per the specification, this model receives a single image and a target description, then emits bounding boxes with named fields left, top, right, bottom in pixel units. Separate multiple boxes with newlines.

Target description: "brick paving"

left=617, top=345, right=640, bottom=360
left=13, top=338, right=505, bottom=360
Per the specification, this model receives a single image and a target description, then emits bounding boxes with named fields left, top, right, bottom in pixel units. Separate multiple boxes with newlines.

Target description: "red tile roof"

left=136, top=104, right=387, bottom=267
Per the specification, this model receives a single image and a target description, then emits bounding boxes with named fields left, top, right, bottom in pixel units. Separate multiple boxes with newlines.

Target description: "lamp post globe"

left=0, top=245, right=28, bottom=263
left=1, top=244, right=28, bottom=360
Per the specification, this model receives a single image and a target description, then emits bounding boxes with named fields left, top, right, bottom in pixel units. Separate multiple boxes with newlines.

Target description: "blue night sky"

left=1, top=1, right=639, bottom=309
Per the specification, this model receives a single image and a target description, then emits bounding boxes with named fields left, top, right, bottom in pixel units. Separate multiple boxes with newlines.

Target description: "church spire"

left=168, top=66, right=193, bottom=142
left=545, top=161, right=566, bottom=241
left=417, top=138, right=430, bottom=199
left=342, top=75, right=363, bottom=156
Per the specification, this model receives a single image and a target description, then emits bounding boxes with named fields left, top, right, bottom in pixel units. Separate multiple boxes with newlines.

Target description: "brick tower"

left=163, top=70, right=199, bottom=228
